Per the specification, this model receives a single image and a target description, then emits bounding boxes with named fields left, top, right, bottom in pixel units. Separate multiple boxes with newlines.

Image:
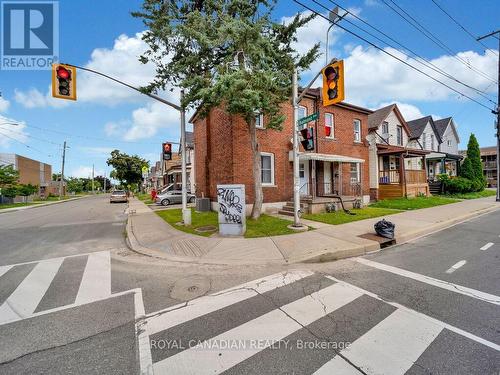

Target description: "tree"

left=460, top=133, right=486, bottom=191
left=106, top=150, right=148, bottom=186
left=2, top=186, right=18, bottom=199
left=0, top=164, right=19, bottom=187
left=67, top=177, right=84, bottom=194
left=95, top=175, right=112, bottom=191
left=18, top=184, right=38, bottom=203
left=133, top=0, right=320, bottom=218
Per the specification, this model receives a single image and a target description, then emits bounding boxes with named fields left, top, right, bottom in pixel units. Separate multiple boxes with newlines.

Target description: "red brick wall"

left=193, top=95, right=371, bottom=204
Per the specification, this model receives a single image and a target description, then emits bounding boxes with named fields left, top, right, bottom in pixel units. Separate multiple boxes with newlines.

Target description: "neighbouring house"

left=460, top=146, right=498, bottom=188
left=0, top=153, right=52, bottom=201
left=192, top=88, right=372, bottom=215
left=367, top=104, right=429, bottom=201
left=431, top=117, right=462, bottom=177
left=162, top=132, right=195, bottom=192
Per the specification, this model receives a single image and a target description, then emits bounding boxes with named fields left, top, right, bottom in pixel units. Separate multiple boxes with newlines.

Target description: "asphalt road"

left=0, top=196, right=498, bottom=374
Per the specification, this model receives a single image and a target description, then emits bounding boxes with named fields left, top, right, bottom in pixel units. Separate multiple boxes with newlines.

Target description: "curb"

left=124, top=201, right=500, bottom=266
left=0, top=196, right=87, bottom=214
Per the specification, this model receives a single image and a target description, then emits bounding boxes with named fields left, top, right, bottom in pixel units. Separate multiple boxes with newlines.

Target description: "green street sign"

left=297, top=112, right=319, bottom=126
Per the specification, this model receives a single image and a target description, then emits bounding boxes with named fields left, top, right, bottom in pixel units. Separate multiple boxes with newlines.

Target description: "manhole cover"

left=195, top=225, right=217, bottom=233
left=170, top=275, right=211, bottom=300
left=188, top=286, right=198, bottom=292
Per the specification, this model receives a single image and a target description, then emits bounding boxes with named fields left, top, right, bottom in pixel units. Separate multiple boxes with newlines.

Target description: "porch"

left=283, top=152, right=365, bottom=214
left=426, top=152, right=462, bottom=181
left=376, top=146, right=429, bottom=200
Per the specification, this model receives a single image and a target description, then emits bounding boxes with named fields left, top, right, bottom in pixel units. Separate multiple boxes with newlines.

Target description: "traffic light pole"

left=61, top=63, right=192, bottom=221
left=477, top=31, right=500, bottom=202
left=59, top=140, right=67, bottom=200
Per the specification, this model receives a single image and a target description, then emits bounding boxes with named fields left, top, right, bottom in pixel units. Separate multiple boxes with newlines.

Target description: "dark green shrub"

left=443, top=177, right=473, bottom=194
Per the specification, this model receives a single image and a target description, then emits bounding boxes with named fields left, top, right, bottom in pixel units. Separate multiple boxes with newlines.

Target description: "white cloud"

left=0, top=97, right=10, bottom=112
left=342, top=46, right=498, bottom=107
left=70, top=166, right=104, bottom=179
left=78, top=146, right=114, bottom=158
left=14, top=86, right=69, bottom=109
left=0, top=116, right=29, bottom=148
left=377, top=101, right=425, bottom=121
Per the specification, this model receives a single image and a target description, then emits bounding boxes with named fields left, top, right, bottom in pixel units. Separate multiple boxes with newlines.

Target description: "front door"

left=323, top=162, right=332, bottom=194
left=299, top=162, right=309, bottom=195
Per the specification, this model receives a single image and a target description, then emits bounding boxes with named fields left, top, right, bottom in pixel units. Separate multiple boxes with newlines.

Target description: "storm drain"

left=358, top=233, right=396, bottom=249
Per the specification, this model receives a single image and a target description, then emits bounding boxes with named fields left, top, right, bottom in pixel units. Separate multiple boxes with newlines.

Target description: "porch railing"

left=379, top=170, right=400, bottom=184
left=405, top=170, right=427, bottom=184
left=317, top=182, right=339, bottom=196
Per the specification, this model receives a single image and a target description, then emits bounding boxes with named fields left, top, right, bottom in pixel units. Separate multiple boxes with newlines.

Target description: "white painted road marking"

left=316, top=309, right=442, bottom=375
left=0, top=265, right=13, bottom=278
left=356, top=258, right=500, bottom=305
left=480, top=242, right=494, bottom=251
left=445, top=260, right=467, bottom=274
left=314, top=356, right=362, bottom=375
left=146, top=270, right=313, bottom=335
left=153, top=283, right=363, bottom=375
left=75, top=251, right=111, bottom=304
left=0, top=258, right=63, bottom=324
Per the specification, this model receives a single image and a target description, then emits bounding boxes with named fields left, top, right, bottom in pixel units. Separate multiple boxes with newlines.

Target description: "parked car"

left=156, top=190, right=196, bottom=206
left=110, top=190, right=128, bottom=203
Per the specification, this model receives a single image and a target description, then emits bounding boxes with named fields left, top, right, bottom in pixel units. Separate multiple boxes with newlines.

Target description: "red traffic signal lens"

left=57, top=67, right=70, bottom=79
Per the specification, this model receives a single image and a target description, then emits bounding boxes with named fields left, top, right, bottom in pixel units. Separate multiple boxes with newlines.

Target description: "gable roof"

left=368, top=104, right=394, bottom=130
left=178, top=131, right=194, bottom=151
left=406, top=116, right=442, bottom=143
left=434, top=117, right=460, bottom=144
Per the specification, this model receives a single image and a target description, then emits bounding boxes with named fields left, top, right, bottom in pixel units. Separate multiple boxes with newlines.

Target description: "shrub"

left=443, top=177, right=473, bottom=194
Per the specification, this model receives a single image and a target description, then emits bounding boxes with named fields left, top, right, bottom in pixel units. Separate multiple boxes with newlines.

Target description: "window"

left=447, top=139, right=452, bottom=147
left=430, top=134, right=435, bottom=150
left=298, top=106, right=307, bottom=120
left=261, top=153, right=275, bottom=186
left=350, top=163, right=360, bottom=183
left=255, top=112, right=264, bottom=129
left=353, top=119, right=361, bottom=142
left=325, top=113, right=334, bottom=138
left=422, top=133, right=427, bottom=149
left=396, top=126, right=403, bottom=146
left=381, top=121, right=389, bottom=135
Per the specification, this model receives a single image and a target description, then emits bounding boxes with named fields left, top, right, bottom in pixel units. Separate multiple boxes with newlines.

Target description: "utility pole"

left=477, top=30, right=500, bottom=202
left=103, top=170, right=106, bottom=194
left=59, top=141, right=67, bottom=200
left=180, top=90, right=191, bottom=225
left=292, top=68, right=301, bottom=227
left=91, top=164, right=95, bottom=195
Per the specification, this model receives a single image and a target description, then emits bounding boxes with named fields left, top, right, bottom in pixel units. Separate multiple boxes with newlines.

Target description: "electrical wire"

left=323, top=0, right=496, bottom=104
left=429, top=0, right=498, bottom=55
left=0, top=125, right=62, bottom=147
left=380, top=0, right=497, bottom=84
left=292, top=0, right=495, bottom=112
left=0, top=130, right=54, bottom=157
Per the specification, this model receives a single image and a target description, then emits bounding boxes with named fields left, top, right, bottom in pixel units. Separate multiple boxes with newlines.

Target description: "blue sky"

left=0, top=0, right=498, bottom=178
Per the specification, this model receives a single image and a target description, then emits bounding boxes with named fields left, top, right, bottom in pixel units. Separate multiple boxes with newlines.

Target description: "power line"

left=430, top=0, right=498, bottom=55
left=292, top=0, right=495, bottom=112
left=0, top=130, right=54, bottom=157
left=323, top=0, right=496, bottom=104
left=380, top=0, right=498, bottom=84
left=0, top=125, right=62, bottom=147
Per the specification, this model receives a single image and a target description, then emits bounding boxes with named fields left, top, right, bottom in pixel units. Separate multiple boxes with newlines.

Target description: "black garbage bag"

left=374, top=219, right=395, bottom=239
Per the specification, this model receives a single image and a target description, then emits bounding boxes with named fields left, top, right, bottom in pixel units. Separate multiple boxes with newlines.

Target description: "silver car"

left=110, top=190, right=128, bottom=203
left=156, top=190, right=196, bottom=206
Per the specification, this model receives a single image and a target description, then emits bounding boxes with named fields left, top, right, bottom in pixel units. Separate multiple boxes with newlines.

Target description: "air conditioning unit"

left=196, top=197, right=211, bottom=212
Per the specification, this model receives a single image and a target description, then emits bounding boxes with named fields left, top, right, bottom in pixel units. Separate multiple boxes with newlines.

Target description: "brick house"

left=191, top=88, right=372, bottom=214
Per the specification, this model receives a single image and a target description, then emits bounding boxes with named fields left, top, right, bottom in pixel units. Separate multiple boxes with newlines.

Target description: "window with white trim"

left=430, top=134, right=435, bottom=150
left=447, top=139, right=452, bottom=147
left=325, top=113, right=334, bottom=138
left=255, top=112, right=264, bottom=129
left=396, top=126, right=403, bottom=146
left=260, top=153, right=275, bottom=186
left=298, top=106, right=307, bottom=120
left=381, top=121, right=389, bottom=135
left=350, top=163, right=360, bottom=183
left=422, top=132, right=427, bottom=149
left=353, top=119, right=361, bottom=142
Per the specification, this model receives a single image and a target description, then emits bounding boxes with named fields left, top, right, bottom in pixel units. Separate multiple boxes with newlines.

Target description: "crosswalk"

left=0, top=251, right=111, bottom=325
left=142, top=270, right=500, bottom=375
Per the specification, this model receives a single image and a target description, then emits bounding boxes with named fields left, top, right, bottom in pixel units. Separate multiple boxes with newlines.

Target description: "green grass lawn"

left=370, top=196, right=460, bottom=210
left=0, top=201, right=44, bottom=209
left=156, top=208, right=303, bottom=238
left=136, top=193, right=154, bottom=205
left=441, top=190, right=496, bottom=199
left=303, top=207, right=402, bottom=225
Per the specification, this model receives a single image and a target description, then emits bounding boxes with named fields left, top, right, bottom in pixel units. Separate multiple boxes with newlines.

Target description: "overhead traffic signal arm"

left=52, top=64, right=77, bottom=100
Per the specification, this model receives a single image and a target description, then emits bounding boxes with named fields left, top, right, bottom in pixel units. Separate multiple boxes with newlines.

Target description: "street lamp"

left=325, top=7, right=346, bottom=65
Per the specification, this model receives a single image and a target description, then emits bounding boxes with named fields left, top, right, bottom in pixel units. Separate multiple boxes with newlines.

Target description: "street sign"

left=297, top=112, right=319, bottom=127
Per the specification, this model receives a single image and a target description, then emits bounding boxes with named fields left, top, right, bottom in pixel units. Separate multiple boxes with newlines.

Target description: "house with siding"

left=407, top=116, right=442, bottom=179
left=191, top=88, right=372, bottom=214
left=367, top=104, right=429, bottom=200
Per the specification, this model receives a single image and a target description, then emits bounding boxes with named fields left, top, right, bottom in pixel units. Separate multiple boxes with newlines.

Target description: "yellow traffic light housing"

left=321, top=60, right=344, bottom=106
left=52, top=63, right=77, bottom=100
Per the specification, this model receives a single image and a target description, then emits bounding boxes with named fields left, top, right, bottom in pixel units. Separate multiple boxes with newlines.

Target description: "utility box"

left=195, top=197, right=211, bottom=212
left=216, top=184, right=245, bottom=236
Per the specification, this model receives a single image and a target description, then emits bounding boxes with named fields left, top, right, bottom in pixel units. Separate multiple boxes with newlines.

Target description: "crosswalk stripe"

left=153, top=282, right=363, bottom=375
left=316, top=309, right=443, bottom=375
left=313, top=356, right=362, bottom=375
left=75, top=251, right=111, bottom=304
left=0, top=258, right=63, bottom=324
left=0, top=265, right=13, bottom=278
left=146, top=270, right=313, bottom=335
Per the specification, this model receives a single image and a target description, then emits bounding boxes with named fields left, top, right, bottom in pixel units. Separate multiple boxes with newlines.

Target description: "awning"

left=426, top=152, right=463, bottom=160
left=288, top=151, right=365, bottom=163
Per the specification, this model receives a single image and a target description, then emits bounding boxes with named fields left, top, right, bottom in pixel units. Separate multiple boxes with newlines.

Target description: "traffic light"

left=52, top=64, right=77, bottom=100
left=321, top=60, right=344, bottom=106
left=300, top=127, right=314, bottom=151
left=162, top=143, right=172, bottom=161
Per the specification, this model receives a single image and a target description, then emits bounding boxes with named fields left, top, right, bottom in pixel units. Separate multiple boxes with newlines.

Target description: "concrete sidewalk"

left=126, top=197, right=500, bottom=265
